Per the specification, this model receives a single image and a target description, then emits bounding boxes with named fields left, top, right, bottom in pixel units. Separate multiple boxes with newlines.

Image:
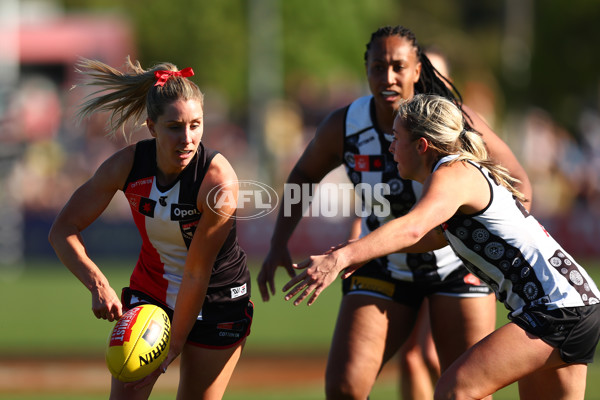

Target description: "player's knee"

left=434, top=376, right=479, bottom=400
left=400, top=345, right=423, bottom=370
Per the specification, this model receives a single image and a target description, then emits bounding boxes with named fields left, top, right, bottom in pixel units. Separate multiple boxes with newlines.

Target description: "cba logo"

left=207, top=180, right=278, bottom=220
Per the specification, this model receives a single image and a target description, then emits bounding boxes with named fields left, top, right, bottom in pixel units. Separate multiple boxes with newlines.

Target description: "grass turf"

left=2, top=259, right=600, bottom=399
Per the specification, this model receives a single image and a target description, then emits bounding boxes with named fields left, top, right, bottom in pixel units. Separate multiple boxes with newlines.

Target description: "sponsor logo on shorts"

left=231, top=283, right=247, bottom=299
left=463, top=273, right=482, bottom=286
left=218, top=331, right=241, bottom=338
left=349, top=276, right=395, bottom=297
left=217, top=321, right=243, bottom=338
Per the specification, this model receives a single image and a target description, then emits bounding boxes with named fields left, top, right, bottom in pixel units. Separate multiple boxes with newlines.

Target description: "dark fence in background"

left=24, top=211, right=354, bottom=264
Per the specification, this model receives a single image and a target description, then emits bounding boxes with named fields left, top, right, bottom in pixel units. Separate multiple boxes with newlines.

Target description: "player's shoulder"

left=320, top=105, right=347, bottom=129
left=204, top=153, right=237, bottom=185
left=312, top=105, right=349, bottom=147
left=94, top=143, right=136, bottom=186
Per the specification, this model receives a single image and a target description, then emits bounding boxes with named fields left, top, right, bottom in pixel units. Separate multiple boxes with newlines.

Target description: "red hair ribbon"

left=153, top=67, right=194, bottom=87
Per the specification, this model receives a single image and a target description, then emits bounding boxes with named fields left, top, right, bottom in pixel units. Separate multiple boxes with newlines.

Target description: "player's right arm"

left=257, top=107, right=346, bottom=301
left=48, top=145, right=135, bottom=321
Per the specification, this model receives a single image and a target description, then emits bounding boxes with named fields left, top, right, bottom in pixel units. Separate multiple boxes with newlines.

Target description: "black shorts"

left=510, top=304, right=600, bottom=364
left=341, top=259, right=492, bottom=310
left=121, top=287, right=253, bottom=349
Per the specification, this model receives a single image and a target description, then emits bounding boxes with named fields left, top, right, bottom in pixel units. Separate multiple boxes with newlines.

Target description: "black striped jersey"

left=343, top=95, right=464, bottom=282
left=439, top=155, right=600, bottom=315
left=122, top=139, right=250, bottom=319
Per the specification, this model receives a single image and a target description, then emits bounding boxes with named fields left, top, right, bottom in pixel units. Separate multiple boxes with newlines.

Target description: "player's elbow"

left=47, top=221, right=59, bottom=248
left=405, top=225, right=426, bottom=246
left=47, top=217, right=71, bottom=250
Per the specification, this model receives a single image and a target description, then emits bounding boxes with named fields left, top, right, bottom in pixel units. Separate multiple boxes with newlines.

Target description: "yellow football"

left=105, top=304, right=171, bottom=382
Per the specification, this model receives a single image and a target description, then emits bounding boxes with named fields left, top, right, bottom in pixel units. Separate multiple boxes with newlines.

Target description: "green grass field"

left=2, top=259, right=600, bottom=399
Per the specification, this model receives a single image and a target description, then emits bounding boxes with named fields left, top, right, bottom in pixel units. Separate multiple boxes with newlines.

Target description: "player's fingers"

left=129, top=368, right=160, bottom=390
left=307, top=286, right=324, bottom=306
left=257, top=279, right=269, bottom=302
left=293, top=259, right=311, bottom=270
left=158, top=356, right=171, bottom=374
left=256, top=268, right=272, bottom=302
left=268, top=274, right=277, bottom=296
left=281, top=271, right=307, bottom=292
left=293, top=283, right=318, bottom=306
left=283, top=280, right=307, bottom=301
left=341, top=262, right=365, bottom=279
left=107, top=304, right=122, bottom=322
left=107, top=313, right=116, bottom=322
left=93, top=307, right=108, bottom=320
left=284, top=263, right=297, bottom=278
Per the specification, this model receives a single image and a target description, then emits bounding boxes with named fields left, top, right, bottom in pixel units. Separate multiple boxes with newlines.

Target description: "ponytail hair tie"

left=154, top=67, right=194, bottom=87
left=459, top=129, right=467, bottom=138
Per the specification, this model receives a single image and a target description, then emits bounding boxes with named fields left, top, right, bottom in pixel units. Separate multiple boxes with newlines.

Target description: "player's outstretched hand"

left=257, top=246, right=296, bottom=302
left=282, top=253, right=344, bottom=306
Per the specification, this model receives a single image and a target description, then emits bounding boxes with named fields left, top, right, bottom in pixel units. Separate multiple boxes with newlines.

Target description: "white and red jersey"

left=439, top=155, right=600, bottom=316
left=122, top=139, right=249, bottom=318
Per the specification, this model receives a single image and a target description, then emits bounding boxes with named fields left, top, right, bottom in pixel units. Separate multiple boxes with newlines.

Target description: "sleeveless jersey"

left=123, top=139, right=250, bottom=318
left=439, top=155, right=600, bottom=315
left=342, top=95, right=463, bottom=282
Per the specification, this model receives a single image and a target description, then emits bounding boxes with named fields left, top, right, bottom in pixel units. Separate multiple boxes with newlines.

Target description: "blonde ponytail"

left=74, top=56, right=202, bottom=141
left=396, top=94, right=526, bottom=202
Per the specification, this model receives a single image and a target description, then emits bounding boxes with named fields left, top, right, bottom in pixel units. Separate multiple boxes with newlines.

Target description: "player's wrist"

left=332, top=247, right=350, bottom=273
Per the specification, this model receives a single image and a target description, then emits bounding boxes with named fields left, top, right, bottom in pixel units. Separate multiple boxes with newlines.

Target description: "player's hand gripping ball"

left=106, top=304, right=171, bottom=382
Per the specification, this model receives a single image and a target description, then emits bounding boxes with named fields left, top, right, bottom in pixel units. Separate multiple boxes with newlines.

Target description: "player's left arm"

left=169, top=154, right=239, bottom=356
left=283, top=162, right=479, bottom=306
left=133, top=156, right=238, bottom=389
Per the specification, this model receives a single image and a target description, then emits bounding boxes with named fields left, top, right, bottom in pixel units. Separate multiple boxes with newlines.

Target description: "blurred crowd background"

left=1, top=0, right=600, bottom=274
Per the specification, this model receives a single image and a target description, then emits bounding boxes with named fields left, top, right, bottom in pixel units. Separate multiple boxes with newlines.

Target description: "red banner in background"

left=540, top=211, right=600, bottom=260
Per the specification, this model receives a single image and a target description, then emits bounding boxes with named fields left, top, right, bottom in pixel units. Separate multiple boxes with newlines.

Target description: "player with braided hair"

left=285, top=94, right=600, bottom=400
left=258, top=25, right=531, bottom=399
left=49, top=57, right=252, bottom=400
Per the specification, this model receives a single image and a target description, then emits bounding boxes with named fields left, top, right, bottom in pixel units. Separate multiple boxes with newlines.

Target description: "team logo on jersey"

left=180, top=220, right=199, bottom=243
left=138, top=197, right=156, bottom=217
left=171, top=203, right=200, bottom=221
left=353, top=154, right=384, bottom=172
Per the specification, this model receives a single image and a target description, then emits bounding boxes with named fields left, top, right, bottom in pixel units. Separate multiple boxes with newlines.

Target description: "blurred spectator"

left=578, top=109, right=600, bottom=214
left=521, top=108, right=585, bottom=218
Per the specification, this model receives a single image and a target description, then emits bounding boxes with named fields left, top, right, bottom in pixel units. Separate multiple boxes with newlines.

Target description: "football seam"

left=119, top=306, right=156, bottom=381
